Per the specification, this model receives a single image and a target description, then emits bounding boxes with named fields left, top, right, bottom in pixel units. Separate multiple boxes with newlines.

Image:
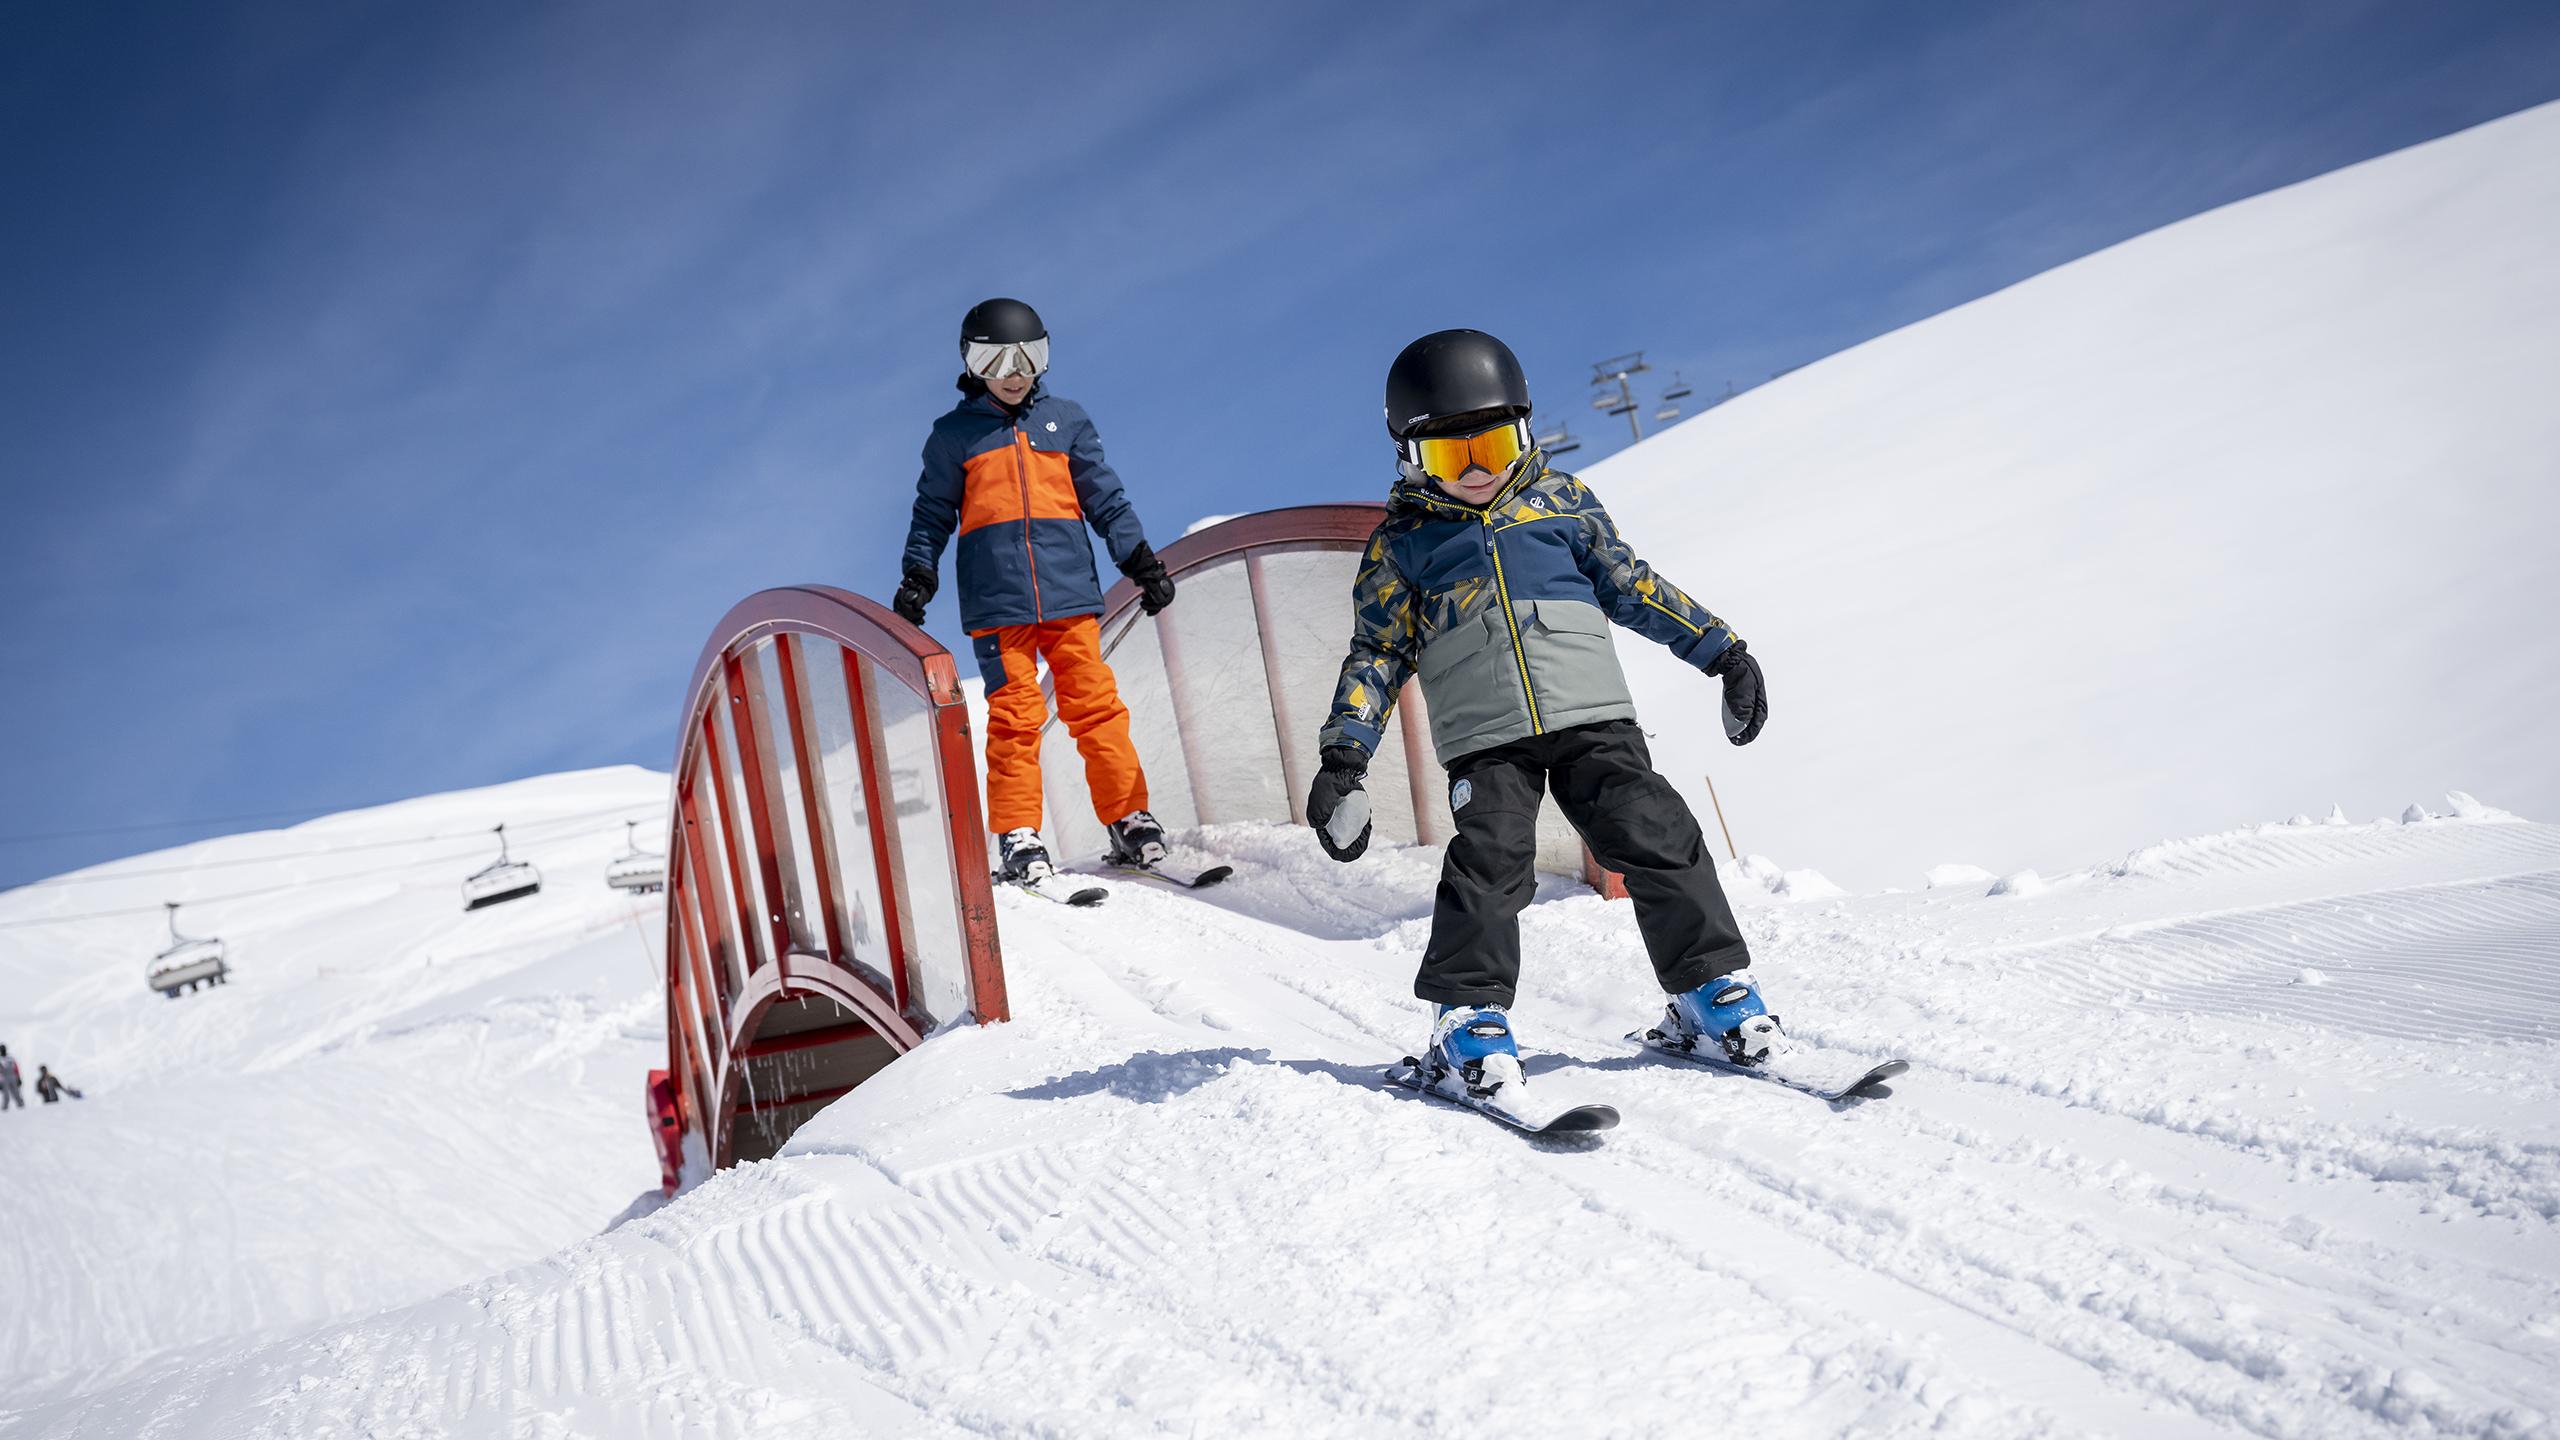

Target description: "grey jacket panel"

left=1417, top=597, right=1637, bottom=761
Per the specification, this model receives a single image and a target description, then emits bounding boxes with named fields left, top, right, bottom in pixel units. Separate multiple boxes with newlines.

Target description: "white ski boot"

left=1105, top=809, right=1169, bottom=868
left=995, top=828, right=1055, bottom=885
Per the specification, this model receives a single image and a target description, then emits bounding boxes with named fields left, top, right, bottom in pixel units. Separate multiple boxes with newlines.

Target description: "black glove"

left=891, top=564, right=936, bottom=626
left=1708, top=639, right=1766, bottom=745
left=1305, top=745, right=1372, bottom=862
left=1119, top=541, right=1177, bottom=616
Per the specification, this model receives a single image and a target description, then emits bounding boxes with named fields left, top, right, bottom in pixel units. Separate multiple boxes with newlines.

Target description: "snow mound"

left=1926, top=863, right=1999, bottom=889
left=1728, top=854, right=1847, bottom=902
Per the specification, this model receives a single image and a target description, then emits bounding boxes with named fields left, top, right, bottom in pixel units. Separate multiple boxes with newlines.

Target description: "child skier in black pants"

left=1306, top=329, right=1776, bottom=1101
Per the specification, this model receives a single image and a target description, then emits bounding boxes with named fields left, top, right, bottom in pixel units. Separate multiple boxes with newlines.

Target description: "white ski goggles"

left=964, top=336, right=1050, bottom=380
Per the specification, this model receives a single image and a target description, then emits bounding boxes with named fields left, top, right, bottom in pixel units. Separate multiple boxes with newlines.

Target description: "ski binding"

left=1106, top=859, right=1234, bottom=890
left=1629, top=1027, right=1907, bottom=1102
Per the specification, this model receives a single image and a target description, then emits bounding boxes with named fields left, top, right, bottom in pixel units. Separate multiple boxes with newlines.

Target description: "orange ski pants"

left=976, top=615, right=1147, bottom=835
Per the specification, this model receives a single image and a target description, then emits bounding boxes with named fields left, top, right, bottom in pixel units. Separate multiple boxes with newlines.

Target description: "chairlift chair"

left=147, top=901, right=229, bottom=998
left=462, top=823, right=543, bottom=910
left=1662, top=372, right=1695, bottom=402
left=605, top=820, right=667, bottom=895
left=1534, top=422, right=1582, bottom=458
left=1654, top=402, right=1681, bottom=423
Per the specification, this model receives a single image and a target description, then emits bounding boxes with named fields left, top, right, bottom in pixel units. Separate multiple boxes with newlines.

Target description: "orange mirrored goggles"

left=1405, top=419, right=1530, bottom=484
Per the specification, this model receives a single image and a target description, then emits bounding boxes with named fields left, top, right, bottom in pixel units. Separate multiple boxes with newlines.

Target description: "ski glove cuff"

left=1118, top=541, right=1178, bottom=616
left=1708, top=639, right=1766, bottom=746
left=891, top=564, right=937, bottom=627
left=1306, top=745, right=1372, bottom=862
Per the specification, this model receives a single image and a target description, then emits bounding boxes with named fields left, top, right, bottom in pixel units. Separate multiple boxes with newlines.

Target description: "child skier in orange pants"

left=894, top=298, right=1179, bottom=882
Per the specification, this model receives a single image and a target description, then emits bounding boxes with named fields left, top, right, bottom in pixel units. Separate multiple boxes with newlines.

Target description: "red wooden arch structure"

left=650, top=585, right=1005, bottom=1192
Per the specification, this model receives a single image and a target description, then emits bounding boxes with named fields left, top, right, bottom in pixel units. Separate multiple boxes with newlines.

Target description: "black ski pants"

left=1416, top=719, right=1750, bottom=1009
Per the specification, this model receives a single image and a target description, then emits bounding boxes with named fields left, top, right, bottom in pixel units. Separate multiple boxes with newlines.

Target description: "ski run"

left=6, top=786, right=2558, bottom=1436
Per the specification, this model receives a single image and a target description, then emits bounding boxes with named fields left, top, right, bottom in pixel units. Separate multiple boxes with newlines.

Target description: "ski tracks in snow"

left=12, top=816, right=2560, bottom=1437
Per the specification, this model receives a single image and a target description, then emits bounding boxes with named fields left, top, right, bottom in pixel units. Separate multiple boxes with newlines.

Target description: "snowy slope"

left=1583, top=100, right=2560, bottom=890
left=12, top=800, right=2557, bottom=1437
left=0, top=767, right=671, bottom=1400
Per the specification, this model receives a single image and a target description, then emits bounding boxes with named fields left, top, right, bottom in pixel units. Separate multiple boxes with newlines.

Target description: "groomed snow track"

left=15, top=806, right=2559, bottom=1436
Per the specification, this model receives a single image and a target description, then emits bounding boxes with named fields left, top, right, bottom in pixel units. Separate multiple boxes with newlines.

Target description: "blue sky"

left=5, top=0, right=2556, bottom=888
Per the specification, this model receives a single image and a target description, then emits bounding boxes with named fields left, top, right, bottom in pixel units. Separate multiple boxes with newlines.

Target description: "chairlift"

left=1533, top=422, right=1582, bottom=459
left=1654, top=403, right=1681, bottom=423
left=1606, top=398, right=1638, bottom=417
left=605, top=820, right=667, bottom=895
left=1589, top=392, right=1619, bottom=412
left=461, top=824, right=543, bottom=910
left=147, top=901, right=229, bottom=998
left=1662, top=372, right=1695, bottom=403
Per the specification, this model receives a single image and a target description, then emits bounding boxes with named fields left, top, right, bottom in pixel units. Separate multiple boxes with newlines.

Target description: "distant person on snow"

left=895, top=297, right=1180, bottom=885
left=0, top=1045, right=20, bottom=1110
left=34, top=1065, right=81, bottom=1103
left=1308, top=329, right=1774, bottom=1099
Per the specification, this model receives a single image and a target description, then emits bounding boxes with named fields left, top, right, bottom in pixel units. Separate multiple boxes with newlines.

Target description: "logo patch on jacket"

left=1451, top=778, right=1473, bottom=811
left=1045, top=420, right=1059, bottom=432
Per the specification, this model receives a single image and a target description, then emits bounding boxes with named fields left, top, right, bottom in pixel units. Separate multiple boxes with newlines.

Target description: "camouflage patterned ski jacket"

left=1320, top=457, right=1737, bottom=765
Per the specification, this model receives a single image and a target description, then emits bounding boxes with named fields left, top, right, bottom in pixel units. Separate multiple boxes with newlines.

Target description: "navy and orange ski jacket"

left=902, top=382, right=1150, bottom=634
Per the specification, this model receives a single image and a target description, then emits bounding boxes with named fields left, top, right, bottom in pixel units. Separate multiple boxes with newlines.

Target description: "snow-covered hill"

left=10, top=799, right=2556, bottom=1436
left=0, top=767, right=670, bottom=1400
left=1585, top=100, right=2560, bottom=890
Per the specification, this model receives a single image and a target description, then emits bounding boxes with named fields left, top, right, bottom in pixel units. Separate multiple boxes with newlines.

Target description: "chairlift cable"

left=4, top=803, right=662, bottom=891
left=0, top=812, right=662, bottom=931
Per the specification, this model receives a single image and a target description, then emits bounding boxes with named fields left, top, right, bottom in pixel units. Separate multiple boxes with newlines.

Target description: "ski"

left=1384, top=1056, right=1619, bottom=1135
left=997, top=872, right=1108, bottom=907
left=1628, top=1028, right=1907, bottom=1102
left=1105, top=859, right=1234, bottom=890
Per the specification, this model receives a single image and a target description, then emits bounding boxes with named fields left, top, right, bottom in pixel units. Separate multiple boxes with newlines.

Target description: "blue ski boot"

left=1660, top=972, right=1787, bottom=1066
left=1429, top=1004, right=1525, bottom=1098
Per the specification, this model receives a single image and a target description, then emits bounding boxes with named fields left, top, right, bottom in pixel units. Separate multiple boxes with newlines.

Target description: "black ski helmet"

left=961, top=297, right=1046, bottom=350
left=1383, top=329, right=1532, bottom=440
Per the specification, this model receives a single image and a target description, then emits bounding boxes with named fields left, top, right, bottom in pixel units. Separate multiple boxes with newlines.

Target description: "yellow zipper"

left=1482, top=511, right=1542, bottom=733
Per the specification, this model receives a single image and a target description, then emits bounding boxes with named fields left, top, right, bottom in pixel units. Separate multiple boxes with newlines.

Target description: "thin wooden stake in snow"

left=1704, top=773, right=1738, bottom=861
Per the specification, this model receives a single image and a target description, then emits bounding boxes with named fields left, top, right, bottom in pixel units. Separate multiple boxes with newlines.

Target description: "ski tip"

left=1853, top=1055, right=1914, bottom=1086
left=1193, top=864, right=1235, bottom=888
left=1066, top=886, right=1109, bottom=907
left=1542, top=1104, right=1621, bottom=1134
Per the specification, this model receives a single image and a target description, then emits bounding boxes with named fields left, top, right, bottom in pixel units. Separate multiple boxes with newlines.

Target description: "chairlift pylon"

left=605, top=820, right=667, bottom=895
left=462, top=823, right=543, bottom=911
left=147, top=901, right=230, bottom=998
